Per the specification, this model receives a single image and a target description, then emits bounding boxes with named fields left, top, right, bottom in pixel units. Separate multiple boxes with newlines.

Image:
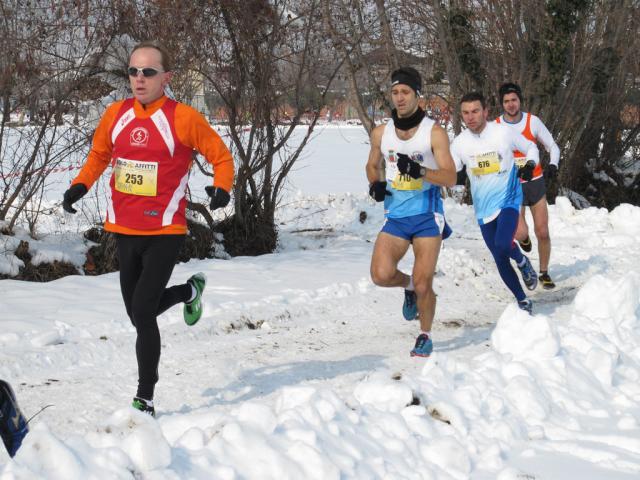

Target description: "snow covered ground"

left=1, top=126, right=640, bottom=479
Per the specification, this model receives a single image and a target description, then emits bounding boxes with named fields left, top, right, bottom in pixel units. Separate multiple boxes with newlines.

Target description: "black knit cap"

left=391, top=67, right=422, bottom=96
left=499, top=82, right=523, bottom=103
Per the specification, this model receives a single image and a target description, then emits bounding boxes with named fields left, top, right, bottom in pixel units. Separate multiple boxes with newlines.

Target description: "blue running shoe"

left=0, top=380, right=29, bottom=457
left=518, top=298, right=533, bottom=314
left=517, top=256, right=538, bottom=291
left=410, top=334, right=433, bottom=357
left=402, top=289, right=418, bottom=321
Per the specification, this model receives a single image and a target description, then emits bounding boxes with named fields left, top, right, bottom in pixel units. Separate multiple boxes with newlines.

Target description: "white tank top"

left=380, top=116, right=442, bottom=218
left=381, top=116, right=437, bottom=187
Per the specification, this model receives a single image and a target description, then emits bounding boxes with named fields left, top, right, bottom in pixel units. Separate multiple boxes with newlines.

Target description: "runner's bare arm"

left=424, top=124, right=456, bottom=187
left=366, top=125, right=385, bottom=184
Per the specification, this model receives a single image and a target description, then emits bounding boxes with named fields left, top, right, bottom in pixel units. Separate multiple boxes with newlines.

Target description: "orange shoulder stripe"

left=521, top=112, right=535, bottom=142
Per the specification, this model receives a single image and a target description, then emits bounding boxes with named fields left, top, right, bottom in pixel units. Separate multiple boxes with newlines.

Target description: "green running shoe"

left=184, top=272, right=207, bottom=326
left=132, top=397, right=155, bottom=417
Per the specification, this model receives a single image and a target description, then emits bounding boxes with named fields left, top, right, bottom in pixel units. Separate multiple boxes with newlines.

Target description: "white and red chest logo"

left=130, top=127, right=149, bottom=147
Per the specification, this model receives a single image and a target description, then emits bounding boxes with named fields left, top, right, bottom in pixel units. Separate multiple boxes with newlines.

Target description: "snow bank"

left=4, top=271, right=639, bottom=478
left=418, top=272, right=640, bottom=477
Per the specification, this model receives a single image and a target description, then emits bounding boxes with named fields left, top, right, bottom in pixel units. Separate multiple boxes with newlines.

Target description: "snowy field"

left=1, top=126, right=640, bottom=479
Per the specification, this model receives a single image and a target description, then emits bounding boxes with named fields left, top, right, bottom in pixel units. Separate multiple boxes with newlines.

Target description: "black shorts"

left=521, top=177, right=546, bottom=207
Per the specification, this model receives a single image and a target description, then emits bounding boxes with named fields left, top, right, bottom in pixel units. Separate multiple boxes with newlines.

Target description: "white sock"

left=407, top=275, right=414, bottom=291
left=187, top=284, right=197, bottom=303
left=421, top=331, right=430, bottom=338
left=136, top=397, right=154, bottom=407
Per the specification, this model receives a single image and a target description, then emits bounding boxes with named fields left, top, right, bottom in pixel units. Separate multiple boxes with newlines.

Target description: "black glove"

left=544, top=164, right=558, bottom=181
left=397, top=153, right=424, bottom=180
left=205, top=186, right=230, bottom=210
left=369, top=181, right=391, bottom=202
left=456, top=166, right=468, bottom=186
left=517, top=160, right=536, bottom=182
left=62, top=183, right=88, bottom=214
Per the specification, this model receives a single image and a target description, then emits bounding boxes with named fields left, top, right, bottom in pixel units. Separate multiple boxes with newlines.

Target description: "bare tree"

left=119, top=0, right=342, bottom=255
left=323, top=0, right=419, bottom=134
left=405, top=0, right=639, bottom=207
left=0, top=1, right=120, bottom=233
left=192, top=1, right=342, bottom=254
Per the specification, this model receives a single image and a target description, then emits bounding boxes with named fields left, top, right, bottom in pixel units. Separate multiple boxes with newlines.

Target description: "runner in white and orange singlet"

left=496, top=82, right=560, bottom=290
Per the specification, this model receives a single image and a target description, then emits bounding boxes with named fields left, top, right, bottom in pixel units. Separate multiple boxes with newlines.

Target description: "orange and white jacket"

left=72, top=96, right=234, bottom=235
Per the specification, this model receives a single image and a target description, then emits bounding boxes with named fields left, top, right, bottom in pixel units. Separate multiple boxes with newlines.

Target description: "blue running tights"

left=479, top=208, right=526, bottom=302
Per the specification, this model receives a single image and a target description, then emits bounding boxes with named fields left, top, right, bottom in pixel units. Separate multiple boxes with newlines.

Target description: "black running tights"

left=116, top=234, right=192, bottom=400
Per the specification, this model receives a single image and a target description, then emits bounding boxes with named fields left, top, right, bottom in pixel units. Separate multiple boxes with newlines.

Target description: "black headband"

left=391, top=69, right=421, bottom=96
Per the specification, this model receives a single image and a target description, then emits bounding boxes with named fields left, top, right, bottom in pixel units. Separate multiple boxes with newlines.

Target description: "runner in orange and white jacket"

left=69, top=82, right=233, bottom=235
left=62, top=41, right=234, bottom=416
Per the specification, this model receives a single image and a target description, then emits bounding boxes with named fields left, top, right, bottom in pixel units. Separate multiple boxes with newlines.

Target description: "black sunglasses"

left=127, top=67, right=164, bottom=78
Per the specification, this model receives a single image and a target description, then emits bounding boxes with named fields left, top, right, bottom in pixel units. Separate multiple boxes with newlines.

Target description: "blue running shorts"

left=381, top=212, right=452, bottom=241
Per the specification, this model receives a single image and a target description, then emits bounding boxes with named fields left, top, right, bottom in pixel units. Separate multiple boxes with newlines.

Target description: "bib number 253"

left=125, top=173, right=144, bottom=185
